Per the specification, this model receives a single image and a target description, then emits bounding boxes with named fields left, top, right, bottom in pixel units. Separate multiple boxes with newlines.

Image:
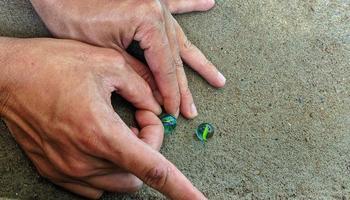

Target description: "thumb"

left=99, top=113, right=206, bottom=199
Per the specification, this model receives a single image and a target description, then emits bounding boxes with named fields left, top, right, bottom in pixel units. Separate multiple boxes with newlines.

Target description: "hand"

left=0, top=38, right=207, bottom=199
left=30, top=0, right=226, bottom=119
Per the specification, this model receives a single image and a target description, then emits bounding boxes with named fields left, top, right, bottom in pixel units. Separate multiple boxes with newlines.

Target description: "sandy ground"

left=1, top=0, right=350, bottom=199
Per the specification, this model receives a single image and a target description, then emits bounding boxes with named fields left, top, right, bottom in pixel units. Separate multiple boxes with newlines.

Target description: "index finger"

left=100, top=114, right=206, bottom=199
left=135, top=23, right=180, bottom=116
left=175, top=21, right=226, bottom=88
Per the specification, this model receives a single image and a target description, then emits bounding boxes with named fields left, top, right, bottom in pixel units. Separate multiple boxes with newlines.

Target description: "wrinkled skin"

left=30, top=0, right=226, bottom=119
left=0, top=38, right=207, bottom=199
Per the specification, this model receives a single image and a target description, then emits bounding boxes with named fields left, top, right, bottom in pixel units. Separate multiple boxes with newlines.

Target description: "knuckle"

left=137, top=24, right=167, bottom=50
left=35, top=164, right=61, bottom=182
left=137, top=0, right=164, bottom=23
left=183, top=37, right=194, bottom=51
left=182, top=86, right=192, bottom=98
left=110, top=54, right=127, bottom=70
left=97, top=50, right=127, bottom=72
left=144, top=165, right=171, bottom=190
left=153, top=12, right=165, bottom=23
left=100, top=48, right=125, bottom=63
left=147, top=0, right=165, bottom=21
left=165, top=66, right=177, bottom=77
left=62, top=161, right=91, bottom=178
left=174, top=56, right=183, bottom=69
left=153, top=64, right=176, bottom=78
left=32, top=157, right=56, bottom=180
left=203, top=0, right=216, bottom=9
left=137, top=68, right=154, bottom=85
left=79, top=126, right=104, bottom=149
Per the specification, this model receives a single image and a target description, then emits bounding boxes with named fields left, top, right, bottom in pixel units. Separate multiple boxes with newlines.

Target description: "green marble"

left=196, top=123, right=214, bottom=142
left=160, top=114, right=177, bottom=135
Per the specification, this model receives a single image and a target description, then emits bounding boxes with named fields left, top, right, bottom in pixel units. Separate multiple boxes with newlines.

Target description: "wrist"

left=30, top=0, right=77, bottom=38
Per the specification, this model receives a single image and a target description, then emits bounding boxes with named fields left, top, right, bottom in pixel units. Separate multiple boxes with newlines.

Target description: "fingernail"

left=218, top=72, right=226, bottom=84
left=175, top=108, right=180, bottom=118
left=191, top=103, right=198, bottom=117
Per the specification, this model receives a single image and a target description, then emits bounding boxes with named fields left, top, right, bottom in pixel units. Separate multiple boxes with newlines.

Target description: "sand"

left=1, top=0, right=350, bottom=199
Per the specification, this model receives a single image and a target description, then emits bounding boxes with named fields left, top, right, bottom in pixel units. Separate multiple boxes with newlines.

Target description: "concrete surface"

left=1, top=0, right=350, bottom=199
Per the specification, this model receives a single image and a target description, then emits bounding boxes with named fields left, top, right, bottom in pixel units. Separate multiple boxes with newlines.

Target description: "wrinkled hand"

left=0, top=38, right=206, bottom=199
left=30, top=0, right=226, bottom=119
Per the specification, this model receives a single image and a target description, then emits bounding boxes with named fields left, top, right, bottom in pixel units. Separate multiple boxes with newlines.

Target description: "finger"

left=153, top=90, right=164, bottom=106
left=85, top=172, right=143, bottom=193
left=130, top=126, right=139, bottom=135
left=99, top=114, right=206, bottom=199
left=28, top=141, right=141, bottom=194
left=54, top=181, right=103, bottom=199
left=166, top=15, right=197, bottom=119
left=109, top=61, right=162, bottom=115
left=122, top=51, right=164, bottom=105
left=175, top=21, right=226, bottom=88
left=177, top=64, right=197, bottom=119
left=165, top=9, right=183, bottom=117
left=164, top=0, right=215, bottom=14
left=135, top=19, right=180, bottom=116
left=28, top=140, right=140, bottom=195
left=28, top=153, right=104, bottom=199
left=135, top=110, right=164, bottom=151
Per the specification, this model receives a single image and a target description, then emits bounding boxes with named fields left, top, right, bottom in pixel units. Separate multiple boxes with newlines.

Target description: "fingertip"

left=181, top=103, right=198, bottom=119
left=167, top=0, right=215, bottom=14
left=135, top=110, right=164, bottom=150
left=136, top=110, right=163, bottom=128
left=190, top=103, right=198, bottom=118
left=115, top=67, right=162, bottom=115
left=130, top=126, right=140, bottom=135
left=215, top=71, right=226, bottom=88
left=202, top=69, right=226, bottom=88
left=142, top=100, right=162, bottom=116
left=154, top=104, right=163, bottom=116
left=175, top=108, right=180, bottom=118
left=200, top=0, right=215, bottom=11
left=179, top=88, right=197, bottom=119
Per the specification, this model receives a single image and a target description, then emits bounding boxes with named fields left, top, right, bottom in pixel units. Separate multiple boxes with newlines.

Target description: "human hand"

left=0, top=38, right=207, bottom=199
left=30, top=0, right=226, bottom=119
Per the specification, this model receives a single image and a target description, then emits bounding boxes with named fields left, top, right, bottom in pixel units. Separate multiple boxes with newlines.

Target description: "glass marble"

left=161, top=114, right=177, bottom=135
left=196, top=123, right=214, bottom=141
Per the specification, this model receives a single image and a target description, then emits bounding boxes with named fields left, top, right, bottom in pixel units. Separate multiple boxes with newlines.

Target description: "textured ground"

left=1, top=0, right=350, bottom=199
